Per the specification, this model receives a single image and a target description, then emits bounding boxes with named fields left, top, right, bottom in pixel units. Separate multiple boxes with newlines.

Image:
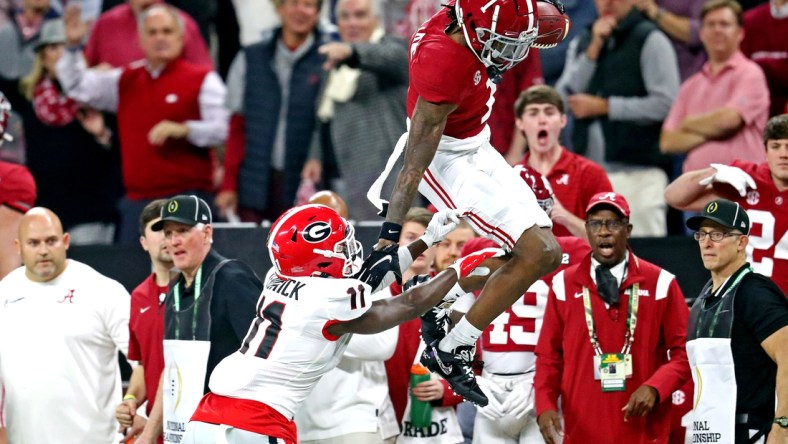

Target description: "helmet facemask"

left=456, top=0, right=537, bottom=82
left=313, top=223, right=363, bottom=277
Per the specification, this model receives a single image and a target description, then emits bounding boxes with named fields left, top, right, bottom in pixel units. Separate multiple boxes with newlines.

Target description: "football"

left=534, top=0, right=572, bottom=49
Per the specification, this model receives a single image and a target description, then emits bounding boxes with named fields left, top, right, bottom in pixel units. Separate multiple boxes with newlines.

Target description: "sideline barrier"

left=69, top=225, right=709, bottom=301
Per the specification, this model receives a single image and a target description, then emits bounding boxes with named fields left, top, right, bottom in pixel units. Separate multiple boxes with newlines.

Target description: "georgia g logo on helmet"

left=303, top=221, right=333, bottom=243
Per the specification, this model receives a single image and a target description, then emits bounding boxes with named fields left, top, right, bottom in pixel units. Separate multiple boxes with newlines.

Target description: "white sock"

left=439, top=316, right=482, bottom=352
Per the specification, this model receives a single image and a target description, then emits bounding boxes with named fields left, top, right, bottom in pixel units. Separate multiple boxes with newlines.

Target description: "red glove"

left=449, top=248, right=505, bottom=279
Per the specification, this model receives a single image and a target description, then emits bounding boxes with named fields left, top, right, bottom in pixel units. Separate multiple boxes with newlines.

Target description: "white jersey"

left=0, top=260, right=130, bottom=444
left=208, top=274, right=373, bottom=419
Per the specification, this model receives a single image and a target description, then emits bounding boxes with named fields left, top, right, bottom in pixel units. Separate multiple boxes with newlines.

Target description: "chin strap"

left=486, top=65, right=503, bottom=84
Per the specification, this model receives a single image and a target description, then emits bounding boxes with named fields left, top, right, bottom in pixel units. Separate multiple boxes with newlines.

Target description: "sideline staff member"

left=685, top=199, right=788, bottom=443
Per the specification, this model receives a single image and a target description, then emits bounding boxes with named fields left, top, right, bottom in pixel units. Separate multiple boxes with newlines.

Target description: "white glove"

left=698, top=163, right=757, bottom=197
left=419, top=209, right=463, bottom=246
left=476, top=377, right=506, bottom=421
left=501, top=379, right=534, bottom=420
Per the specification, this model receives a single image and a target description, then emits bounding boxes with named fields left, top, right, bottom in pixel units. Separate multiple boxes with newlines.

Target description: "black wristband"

left=379, top=222, right=402, bottom=242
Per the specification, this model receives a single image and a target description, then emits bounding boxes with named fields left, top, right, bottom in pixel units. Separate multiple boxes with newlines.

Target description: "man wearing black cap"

left=684, top=198, right=788, bottom=444
left=535, top=192, right=690, bottom=444
left=144, top=194, right=262, bottom=444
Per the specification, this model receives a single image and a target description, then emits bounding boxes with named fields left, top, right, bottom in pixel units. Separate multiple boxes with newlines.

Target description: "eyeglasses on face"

left=585, top=219, right=628, bottom=232
left=693, top=231, right=743, bottom=242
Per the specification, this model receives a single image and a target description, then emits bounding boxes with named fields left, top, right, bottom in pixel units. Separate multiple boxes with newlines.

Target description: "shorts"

left=0, top=162, right=36, bottom=213
left=419, top=135, right=551, bottom=251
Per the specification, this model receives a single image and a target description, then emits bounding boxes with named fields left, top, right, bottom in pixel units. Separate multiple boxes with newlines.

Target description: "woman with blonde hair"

left=0, top=19, right=122, bottom=244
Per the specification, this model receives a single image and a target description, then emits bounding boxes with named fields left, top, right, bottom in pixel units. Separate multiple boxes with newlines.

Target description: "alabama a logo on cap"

left=168, top=201, right=179, bottom=213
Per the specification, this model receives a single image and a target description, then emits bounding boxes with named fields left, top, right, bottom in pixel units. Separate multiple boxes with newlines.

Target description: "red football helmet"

left=514, top=165, right=554, bottom=215
left=455, top=0, right=538, bottom=76
left=267, top=204, right=363, bottom=278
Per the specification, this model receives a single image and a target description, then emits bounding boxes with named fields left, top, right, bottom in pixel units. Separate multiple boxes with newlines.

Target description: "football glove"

left=698, top=163, right=757, bottom=197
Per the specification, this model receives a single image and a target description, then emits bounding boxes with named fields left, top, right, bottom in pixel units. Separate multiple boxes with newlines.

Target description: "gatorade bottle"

left=410, top=364, right=433, bottom=428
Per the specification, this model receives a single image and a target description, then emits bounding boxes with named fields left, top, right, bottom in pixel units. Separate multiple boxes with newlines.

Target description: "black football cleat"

left=420, top=341, right=488, bottom=407
left=419, top=306, right=448, bottom=345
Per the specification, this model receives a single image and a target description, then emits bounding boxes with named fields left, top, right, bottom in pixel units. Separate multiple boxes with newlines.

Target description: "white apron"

left=163, top=339, right=211, bottom=443
left=685, top=338, right=736, bottom=444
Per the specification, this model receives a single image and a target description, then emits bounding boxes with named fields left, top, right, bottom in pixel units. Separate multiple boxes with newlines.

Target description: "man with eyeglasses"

left=684, top=198, right=788, bottom=444
left=534, top=192, right=690, bottom=444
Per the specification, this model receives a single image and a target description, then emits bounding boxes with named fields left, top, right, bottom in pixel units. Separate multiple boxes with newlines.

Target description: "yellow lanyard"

left=173, top=266, right=202, bottom=340
left=582, top=283, right=639, bottom=356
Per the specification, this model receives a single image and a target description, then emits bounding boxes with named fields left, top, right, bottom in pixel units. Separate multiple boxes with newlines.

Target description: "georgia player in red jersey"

left=367, top=0, right=570, bottom=407
left=447, top=166, right=589, bottom=443
left=665, top=114, right=788, bottom=296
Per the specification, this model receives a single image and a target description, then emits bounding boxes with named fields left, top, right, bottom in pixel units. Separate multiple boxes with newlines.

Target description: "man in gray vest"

left=685, top=198, right=788, bottom=443
left=555, top=0, right=679, bottom=237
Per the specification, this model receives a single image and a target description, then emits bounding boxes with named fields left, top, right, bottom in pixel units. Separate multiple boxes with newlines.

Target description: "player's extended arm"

left=664, top=167, right=719, bottom=211
left=378, top=98, right=457, bottom=247
left=329, top=249, right=498, bottom=336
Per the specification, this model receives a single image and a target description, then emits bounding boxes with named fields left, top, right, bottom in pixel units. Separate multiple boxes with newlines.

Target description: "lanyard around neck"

left=583, top=283, right=639, bottom=356
left=173, top=265, right=203, bottom=340
left=696, top=266, right=752, bottom=338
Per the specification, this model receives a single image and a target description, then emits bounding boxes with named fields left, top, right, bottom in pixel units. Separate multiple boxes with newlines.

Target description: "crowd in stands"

left=0, top=0, right=787, bottom=442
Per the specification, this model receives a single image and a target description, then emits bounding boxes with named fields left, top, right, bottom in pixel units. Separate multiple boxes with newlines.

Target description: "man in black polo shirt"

left=685, top=198, right=788, bottom=444
left=145, top=195, right=262, bottom=443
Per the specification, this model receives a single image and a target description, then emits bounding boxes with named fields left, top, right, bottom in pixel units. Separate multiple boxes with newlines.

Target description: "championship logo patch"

left=303, top=221, right=332, bottom=243
left=168, top=201, right=179, bottom=213
left=706, top=201, right=718, bottom=213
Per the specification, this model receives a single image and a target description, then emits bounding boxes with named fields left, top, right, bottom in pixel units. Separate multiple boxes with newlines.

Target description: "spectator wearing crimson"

left=741, top=0, right=788, bottom=117
left=515, top=85, right=613, bottom=239
left=535, top=192, right=690, bottom=444
left=114, top=199, right=174, bottom=444
left=84, top=0, right=211, bottom=69
left=57, top=4, right=228, bottom=243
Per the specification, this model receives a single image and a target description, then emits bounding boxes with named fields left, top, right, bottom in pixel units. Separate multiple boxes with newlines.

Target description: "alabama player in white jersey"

left=181, top=204, right=502, bottom=444
left=665, top=114, right=788, bottom=296
left=443, top=166, right=589, bottom=443
left=367, top=0, right=569, bottom=407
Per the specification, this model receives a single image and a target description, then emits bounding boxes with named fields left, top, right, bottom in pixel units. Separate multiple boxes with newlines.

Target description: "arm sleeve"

left=344, top=325, right=398, bottom=360
left=325, top=280, right=374, bottom=322
left=737, top=277, right=788, bottom=344
left=720, top=63, right=770, bottom=126
left=104, top=280, right=131, bottom=357
left=643, top=277, right=690, bottom=403
left=661, top=82, right=690, bottom=131
left=56, top=49, right=121, bottom=112
left=224, top=52, right=246, bottom=114
left=220, top=113, right=245, bottom=192
left=554, top=36, right=597, bottom=95
left=185, top=71, right=229, bottom=147
left=608, top=32, right=679, bottom=124
left=353, top=37, right=409, bottom=85
left=221, top=264, right=264, bottom=342
left=534, top=282, right=565, bottom=415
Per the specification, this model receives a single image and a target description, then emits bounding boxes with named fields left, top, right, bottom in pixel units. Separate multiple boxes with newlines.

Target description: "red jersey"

left=720, top=161, right=788, bottom=296
left=408, top=10, right=496, bottom=139
left=520, top=148, right=613, bottom=238
left=535, top=251, right=690, bottom=443
left=481, top=237, right=590, bottom=354
left=128, top=274, right=166, bottom=417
